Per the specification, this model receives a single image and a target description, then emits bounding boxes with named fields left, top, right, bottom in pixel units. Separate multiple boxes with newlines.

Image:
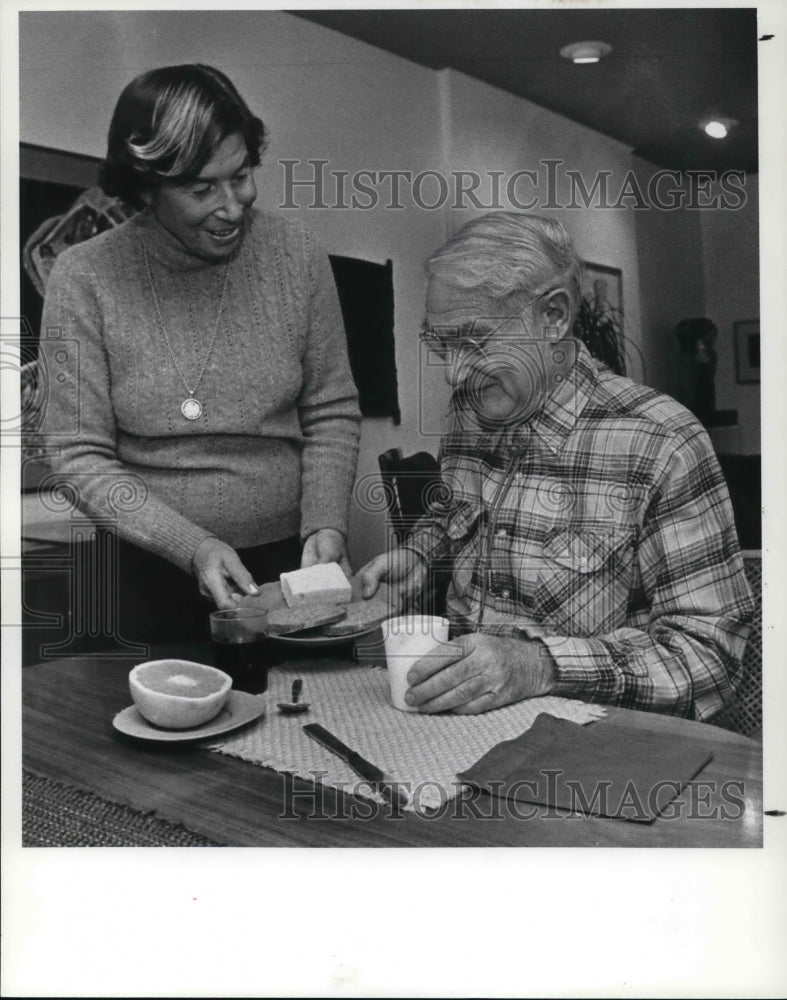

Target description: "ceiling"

left=294, top=8, right=759, bottom=174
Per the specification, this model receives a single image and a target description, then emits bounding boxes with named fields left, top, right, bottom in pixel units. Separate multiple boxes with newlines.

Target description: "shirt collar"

left=523, top=339, right=599, bottom=455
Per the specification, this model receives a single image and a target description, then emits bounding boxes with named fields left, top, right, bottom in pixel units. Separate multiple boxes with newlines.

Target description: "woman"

left=40, top=64, right=361, bottom=643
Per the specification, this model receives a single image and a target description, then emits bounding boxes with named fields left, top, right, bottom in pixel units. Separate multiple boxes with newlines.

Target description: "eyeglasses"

left=420, top=323, right=492, bottom=364
left=420, top=290, right=559, bottom=364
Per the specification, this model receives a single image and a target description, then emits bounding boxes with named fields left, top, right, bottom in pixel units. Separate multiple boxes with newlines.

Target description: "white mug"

left=381, top=615, right=450, bottom=712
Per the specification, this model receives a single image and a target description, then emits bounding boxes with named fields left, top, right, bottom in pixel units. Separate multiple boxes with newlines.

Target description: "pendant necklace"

left=143, top=246, right=231, bottom=420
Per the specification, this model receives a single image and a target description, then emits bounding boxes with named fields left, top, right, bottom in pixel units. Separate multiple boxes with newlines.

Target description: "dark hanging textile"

left=329, top=254, right=400, bottom=424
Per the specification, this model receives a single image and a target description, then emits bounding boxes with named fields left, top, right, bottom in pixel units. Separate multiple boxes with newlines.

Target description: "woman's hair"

left=99, top=64, right=267, bottom=207
left=425, top=212, right=582, bottom=322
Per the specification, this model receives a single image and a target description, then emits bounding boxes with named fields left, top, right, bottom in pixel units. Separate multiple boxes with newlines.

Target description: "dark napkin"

left=457, top=713, right=714, bottom=823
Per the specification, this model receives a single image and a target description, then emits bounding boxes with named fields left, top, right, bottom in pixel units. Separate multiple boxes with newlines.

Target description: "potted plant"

left=572, top=294, right=628, bottom=376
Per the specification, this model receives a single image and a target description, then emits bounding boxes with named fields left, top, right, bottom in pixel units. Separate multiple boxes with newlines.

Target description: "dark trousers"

left=108, top=533, right=301, bottom=646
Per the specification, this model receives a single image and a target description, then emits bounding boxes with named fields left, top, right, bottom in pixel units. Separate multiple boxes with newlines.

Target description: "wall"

left=632, top=159, right=760, bottom=455
left=701, top=174, right=761, bottom=454
left=631, top=156, right=707, bottom=396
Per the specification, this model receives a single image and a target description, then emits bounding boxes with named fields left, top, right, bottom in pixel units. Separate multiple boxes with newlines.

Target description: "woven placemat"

left=209, top=662, right=606, bottom=812
left=22, top=770, right=221, bottom=848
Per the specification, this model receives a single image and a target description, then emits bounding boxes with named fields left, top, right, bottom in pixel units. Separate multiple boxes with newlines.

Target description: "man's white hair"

left=426, top=212, right=582, bottom=323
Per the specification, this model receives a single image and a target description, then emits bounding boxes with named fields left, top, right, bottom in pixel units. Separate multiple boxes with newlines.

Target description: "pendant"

left=181, top=397, right=203, bottom=420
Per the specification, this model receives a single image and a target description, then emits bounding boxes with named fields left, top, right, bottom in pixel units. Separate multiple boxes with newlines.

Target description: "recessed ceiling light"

left=705, top=121, right=728, bottom=139
left=700, top=117, right=738, bottom=139
left=559, top=41, right=612, bottom=65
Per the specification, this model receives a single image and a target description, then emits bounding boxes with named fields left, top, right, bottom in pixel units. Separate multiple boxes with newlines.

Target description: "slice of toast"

left=320, top=598, right=392, bottom=636
left=237, top=581, right=286, bottom=612
left=266, top=602, right=347, bottom=636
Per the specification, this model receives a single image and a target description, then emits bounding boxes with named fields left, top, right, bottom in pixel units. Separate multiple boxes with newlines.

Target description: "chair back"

left=378, top=447, right=442, bottom=545
left=377, top=448, right=449, bottom=614
left=713, top=551, right=762, bottom=737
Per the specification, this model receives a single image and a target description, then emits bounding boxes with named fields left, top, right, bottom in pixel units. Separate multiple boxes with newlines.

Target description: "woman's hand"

left=301, top=528, right=351, bottom=576
left=192, top=537, right=259, bottom=610
left=358, top=548, right=428, bottom=610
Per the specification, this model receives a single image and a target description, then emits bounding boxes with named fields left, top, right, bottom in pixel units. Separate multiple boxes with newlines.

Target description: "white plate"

left=113, top=690, right=266, bottom=742
left=272, top=625, right=383, bottom=648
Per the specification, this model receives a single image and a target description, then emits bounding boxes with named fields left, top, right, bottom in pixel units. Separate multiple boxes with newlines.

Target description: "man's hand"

left=192, top=537, right=259, bottom=610
left=358, top=548, right=428, bottom=610
left=405, top=632, right=556, bottom=714
left=301, top=528, right=351, bottom=576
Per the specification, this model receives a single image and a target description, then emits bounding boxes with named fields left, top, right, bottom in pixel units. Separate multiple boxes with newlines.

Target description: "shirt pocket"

left=533, top=527, right=634, bottom=637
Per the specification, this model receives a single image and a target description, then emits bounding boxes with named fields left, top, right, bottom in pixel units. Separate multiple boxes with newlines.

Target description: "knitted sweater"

left=40, top=208, right=361, bottom=573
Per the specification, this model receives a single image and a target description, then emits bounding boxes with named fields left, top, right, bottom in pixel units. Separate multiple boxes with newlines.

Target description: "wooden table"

left=22, top=648, right=763, bottom=847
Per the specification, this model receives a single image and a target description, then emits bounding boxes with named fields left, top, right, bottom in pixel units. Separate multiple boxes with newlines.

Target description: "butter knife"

left=302, top=723, right=406, bottom=811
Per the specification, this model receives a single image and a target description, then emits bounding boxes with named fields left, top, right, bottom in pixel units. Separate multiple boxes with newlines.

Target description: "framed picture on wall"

left=734, top=319, right=760, bottom=384
left=581, top=261, right=623, bottom=314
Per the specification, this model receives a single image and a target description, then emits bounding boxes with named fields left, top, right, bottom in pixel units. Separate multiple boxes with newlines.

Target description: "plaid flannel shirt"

left=405, top=341, right=753, bottom=721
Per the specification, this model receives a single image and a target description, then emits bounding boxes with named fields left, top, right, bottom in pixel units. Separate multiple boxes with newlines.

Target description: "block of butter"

left=280, top=562, right=352, bottom=609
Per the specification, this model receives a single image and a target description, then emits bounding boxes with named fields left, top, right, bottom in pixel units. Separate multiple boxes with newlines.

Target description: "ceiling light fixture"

left=559, top=41, right=612, bottom=65
left=700, top=116, right=739, bottom=139
left=705, top=122, right=729, bottom=139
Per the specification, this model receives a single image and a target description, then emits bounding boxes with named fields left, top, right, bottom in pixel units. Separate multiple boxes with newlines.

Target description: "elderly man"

left=360, top=212, right=752, bottom=720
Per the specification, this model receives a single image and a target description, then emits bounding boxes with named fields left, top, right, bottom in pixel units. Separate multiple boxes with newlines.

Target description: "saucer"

left=113, top=690, right=265, bottom=742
